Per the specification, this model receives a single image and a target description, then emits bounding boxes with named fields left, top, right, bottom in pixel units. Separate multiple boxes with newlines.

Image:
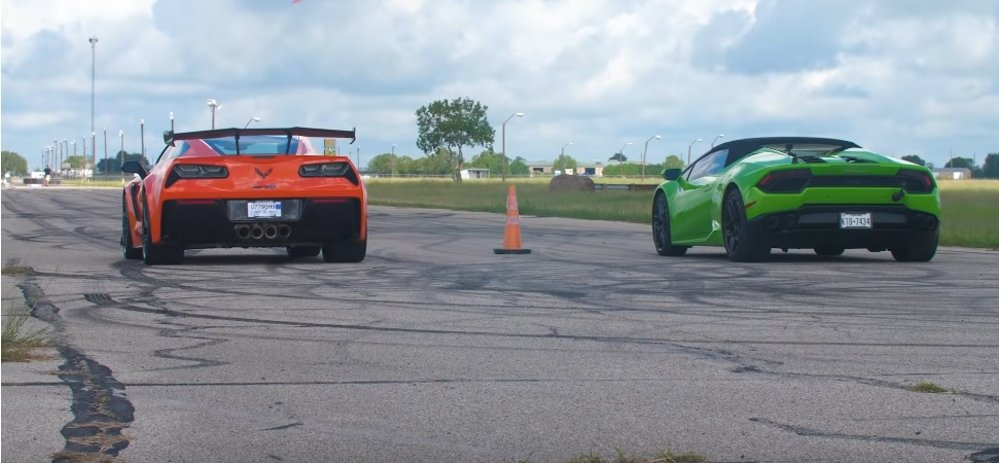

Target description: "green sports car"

left=652, top=137, right=941, bottom=262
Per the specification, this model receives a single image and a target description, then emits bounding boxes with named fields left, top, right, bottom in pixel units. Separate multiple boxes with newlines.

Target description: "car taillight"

left=300, top=162, right=358, bottom=185
left=173, top=164, right=228, bottom=178
left=165, top=164, right=228, bottom=187
left=757, top=169, right=812, bottom=193
left=896, top=169, right=935, bottom=193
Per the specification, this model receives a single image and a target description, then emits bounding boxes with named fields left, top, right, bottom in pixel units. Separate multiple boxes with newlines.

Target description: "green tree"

left=983, top=153, right=999, bottom=178
left=1, top=150, right=29, bottom=175
left=415, top=97, right=495, bottom=182
left=64, top=155, right=87, bottom=169
left=98, top=151, right=146, bottom=173
left=509, top=156, right=529, bottom=176
left=413, top=148, right=454, bottom=176
left=901, top=155, right=926, bottom=166
left=553, top=154, right=578, bottom=174
left=368, top=153, right=398, bottom=175
left=663, top=154, right=685, bottom=170
left=609, top=152, right=628, bottom=163
left=467, top=148, right=507, bottom=174
left=944, top=157, right=974, bottom=169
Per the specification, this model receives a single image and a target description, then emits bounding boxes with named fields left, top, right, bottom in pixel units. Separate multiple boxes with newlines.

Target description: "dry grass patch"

left=1, top=304, right=51, bottom=362
left=911, top=381, right=950, bottom=393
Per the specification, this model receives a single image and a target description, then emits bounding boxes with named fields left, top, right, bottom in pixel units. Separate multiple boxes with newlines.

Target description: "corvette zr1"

left=121, top=127, right=366, bottom=265
left=652, top=136, right=941, bottom=262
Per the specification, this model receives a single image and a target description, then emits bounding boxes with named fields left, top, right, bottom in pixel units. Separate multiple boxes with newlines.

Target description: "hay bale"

left=548, top=175, right=595, bottom=193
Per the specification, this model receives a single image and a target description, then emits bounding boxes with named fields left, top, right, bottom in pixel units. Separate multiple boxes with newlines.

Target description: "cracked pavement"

left=2, top=187, right=998, bottom=462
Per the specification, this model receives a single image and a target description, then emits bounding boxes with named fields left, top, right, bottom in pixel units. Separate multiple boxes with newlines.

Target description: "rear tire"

left=141, top=203, right=184, bottom=265
left=652, top=192, right=688, bottom=256
left=813, top=246, right=845, bottom=257
left=890, top=229, right=939, bottom=262
left=722, top=188, right=769, bottom=262
left=122, top=210, right=143, bottom=260
left=287, top=246, right=321, bottom=258
left=322, top=239, right=367, bottom=263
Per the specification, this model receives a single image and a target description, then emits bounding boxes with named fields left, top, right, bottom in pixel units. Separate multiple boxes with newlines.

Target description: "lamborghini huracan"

left=121, top=127, right=366, bottom=265
left=652, top=137, right=941, bottom=262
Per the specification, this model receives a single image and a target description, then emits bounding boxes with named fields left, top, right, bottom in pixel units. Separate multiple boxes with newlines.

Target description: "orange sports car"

left=121, top=127, right=366, bottom=265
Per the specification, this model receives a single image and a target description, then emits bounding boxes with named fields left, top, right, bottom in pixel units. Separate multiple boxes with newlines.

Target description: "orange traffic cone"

left=494, top=185, right=531, bottom=254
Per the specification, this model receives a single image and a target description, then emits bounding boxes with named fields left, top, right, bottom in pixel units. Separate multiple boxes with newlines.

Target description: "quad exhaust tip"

left=235, top=223, right=292, bottom=240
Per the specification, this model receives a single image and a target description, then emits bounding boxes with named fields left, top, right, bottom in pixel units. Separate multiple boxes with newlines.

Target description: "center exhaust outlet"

left=250, top=223, right=264, bottom=240
left=264, top=224, right=278, bottom=240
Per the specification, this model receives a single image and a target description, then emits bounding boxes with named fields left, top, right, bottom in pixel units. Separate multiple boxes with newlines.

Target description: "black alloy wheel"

left=722, top=188, right=769, bottom=262
left=652, top=192, right=688, bottom=256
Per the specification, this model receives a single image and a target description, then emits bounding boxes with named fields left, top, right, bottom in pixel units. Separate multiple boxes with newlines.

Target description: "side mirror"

left=663, top=168, right=682, bottom=181
left=121, top=161, right=148, bottom=179
left=163, top=130, right=174, bottom=145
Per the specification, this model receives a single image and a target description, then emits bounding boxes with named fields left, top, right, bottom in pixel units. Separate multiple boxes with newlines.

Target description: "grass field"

left=368, top=178, right=999, bottom=249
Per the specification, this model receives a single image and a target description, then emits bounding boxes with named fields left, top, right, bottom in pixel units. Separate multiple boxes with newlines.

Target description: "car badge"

left=255, top=167, right=273, bottom=179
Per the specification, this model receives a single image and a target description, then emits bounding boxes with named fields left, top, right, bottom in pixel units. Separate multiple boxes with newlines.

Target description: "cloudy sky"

left=2, top=0, right=997, bottom=170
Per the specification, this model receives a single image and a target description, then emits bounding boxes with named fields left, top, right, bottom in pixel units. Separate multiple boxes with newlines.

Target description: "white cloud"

left=1, top=0, right=997, bottom=169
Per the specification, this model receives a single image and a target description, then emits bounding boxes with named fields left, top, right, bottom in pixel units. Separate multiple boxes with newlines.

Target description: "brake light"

left=300, top=162, right=359, bottom=185
left=173, top=164, right=228, bottom=178
left=896, top=169, right=935, bottom=193
left=166, top=164, right=228, bottom=187
left=757, top=169, right=812, bottom=193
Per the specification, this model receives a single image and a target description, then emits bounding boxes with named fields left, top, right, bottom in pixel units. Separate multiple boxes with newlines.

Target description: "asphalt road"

left=2, top=187, right=998, bottom=463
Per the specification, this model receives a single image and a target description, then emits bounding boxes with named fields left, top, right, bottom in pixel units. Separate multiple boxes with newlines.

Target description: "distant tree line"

left=902, top=153, right=999, bottom=178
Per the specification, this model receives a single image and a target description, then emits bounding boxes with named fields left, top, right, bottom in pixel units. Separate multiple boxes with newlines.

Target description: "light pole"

left=560, top=141, right=573, bottom=157
left=207, top=99, right=222, bottom=129
left=119, top=129, right=124, bottom=184
left=501, top=112, right=524, bottom=182
left=356, top=146, right=361, bottom=170
left=103, top=128, right=108, bottom=176
left=91, top=132, right=97, bottom=179
left=169, top=112, right=174, bottom=132
left=711, top=134, right=725, bottom=148
left=243, top=116, right=260, bottom=128
left=642, top=135, right=661, bottom=177
left=687, top=138, right=703, bottom=165
left=63, top=139, right=68, bottom=174
left=617, top=142, right=632, bottom=162
left=139, top=119, right=145, bottom=160
left=89, top=36, right=97, bottom=147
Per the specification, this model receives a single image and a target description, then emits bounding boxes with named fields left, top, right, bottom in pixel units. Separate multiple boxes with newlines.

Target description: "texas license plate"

left=840, top=212, right=872, bottom=229
left=248, top=201, right=282, bottom=218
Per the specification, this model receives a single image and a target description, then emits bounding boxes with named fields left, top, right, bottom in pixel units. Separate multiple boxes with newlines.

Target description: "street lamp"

left=139, top=119, right=145, bottom=160
left=687, top=138, right=703, bottom=165
left=243, top=116, right=261, bottom=128
left=119, top=129, right=124, bottom=184
left=169, top=112, right=174, bottom=132
left=91, top=132, right=97, bottom=179
left=711, top=134, right=725, bottom=148
left=560, top=141, right=573, bottom=157
left=89, top=37, right=98, bottom=145
left=103, top=128, right=108, bottom=176
left=501, top=112, right=524, bottom=182
left=207, top=99, right=222, bottom=129
left=617, top=142, right=632, bottom=161
left=642, top=135, right=661, bottom=177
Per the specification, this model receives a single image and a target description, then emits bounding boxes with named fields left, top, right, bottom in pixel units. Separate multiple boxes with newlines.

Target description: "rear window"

left=202, top=135, right=302, bottom=155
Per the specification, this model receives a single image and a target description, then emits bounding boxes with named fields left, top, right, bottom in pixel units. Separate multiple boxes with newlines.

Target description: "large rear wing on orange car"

left=164, top=127, right=356, bottom=145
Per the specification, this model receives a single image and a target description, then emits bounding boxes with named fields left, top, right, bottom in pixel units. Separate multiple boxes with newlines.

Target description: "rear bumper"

left=159, top=198, right=363, bottom=248
left=747, top=205, right=939, bottom=250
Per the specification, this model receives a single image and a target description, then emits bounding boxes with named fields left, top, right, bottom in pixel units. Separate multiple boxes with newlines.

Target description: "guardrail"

left=593, top=183, right=657, bottom=192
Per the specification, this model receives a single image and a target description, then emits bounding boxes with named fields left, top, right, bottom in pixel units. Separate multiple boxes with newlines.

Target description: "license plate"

left=840, top=212, right=872, bottom=229
left=248, top=201, right=282, bottom=218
